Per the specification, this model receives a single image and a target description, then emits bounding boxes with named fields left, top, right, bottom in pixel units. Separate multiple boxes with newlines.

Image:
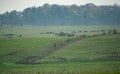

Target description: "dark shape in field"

left=0, top=34, right=23, bottom=38
left=57, top=32, right=74, bottom=37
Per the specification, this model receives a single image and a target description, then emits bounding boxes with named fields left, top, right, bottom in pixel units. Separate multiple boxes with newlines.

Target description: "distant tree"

left=58, top=32, right=66, bottom=36
left=112, top=29, right=118, bottom=34
left=0, top=11, right=22, bottom=25
left=18, top=35, right=22, bottom=37
left=0, top=3, right=120, bottom=25
left=108, top=30, right=112, bottom=34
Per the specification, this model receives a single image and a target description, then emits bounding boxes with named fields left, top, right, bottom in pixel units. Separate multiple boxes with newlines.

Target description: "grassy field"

left=42, top=35, right=120, bottom=61
left=0, top=37, right=65, bottom=64
left=0, top=25, right=120, bottom=74
left=0, top=25, right=120, bottom=37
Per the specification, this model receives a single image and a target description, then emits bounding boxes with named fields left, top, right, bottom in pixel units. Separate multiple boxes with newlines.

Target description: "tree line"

left=0, top=3, right=120, bottom=25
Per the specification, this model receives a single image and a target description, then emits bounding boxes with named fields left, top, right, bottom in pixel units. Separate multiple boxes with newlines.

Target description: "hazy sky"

left=0, top=0, right=120, bottom=14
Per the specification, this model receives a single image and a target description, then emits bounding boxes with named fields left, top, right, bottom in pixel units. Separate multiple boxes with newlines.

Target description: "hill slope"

left=42, top=35, right=120, bottom=63
left=0, top=34, right=120, bottom=74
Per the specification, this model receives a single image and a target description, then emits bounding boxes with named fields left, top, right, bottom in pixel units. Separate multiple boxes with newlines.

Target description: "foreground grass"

left=0, top=37, right=65, bottom=64
left=0, top=61, right=119, bottom=74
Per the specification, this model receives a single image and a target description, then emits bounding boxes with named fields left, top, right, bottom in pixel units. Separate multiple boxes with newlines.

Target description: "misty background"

left=0, top=0, right=120, bottom=14
left=0, top=0, right=120, bottom=26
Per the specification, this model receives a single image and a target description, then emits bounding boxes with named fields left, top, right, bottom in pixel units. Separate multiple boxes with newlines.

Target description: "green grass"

left=0, top=61, right=120, bottom=74
left=0, top=37, right=65, bottom=64
left=42, top=34, right=120, bottom=62
left=0, top=35, right=119, bottom=74
left=0, top=25, right=120, bottom=74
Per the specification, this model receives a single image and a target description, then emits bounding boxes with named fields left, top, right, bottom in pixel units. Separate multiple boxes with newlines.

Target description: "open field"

left=0, top=25, right=120, bottom=37
left=0, top=25, right=120, bottom=74
left=42, top=35, right=120, bottom=62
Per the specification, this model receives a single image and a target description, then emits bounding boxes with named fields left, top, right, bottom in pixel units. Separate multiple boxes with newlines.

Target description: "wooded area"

left=0, top=3, right=120, bottom=25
